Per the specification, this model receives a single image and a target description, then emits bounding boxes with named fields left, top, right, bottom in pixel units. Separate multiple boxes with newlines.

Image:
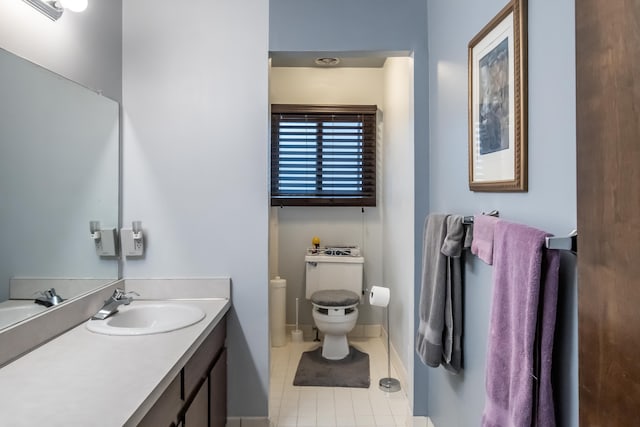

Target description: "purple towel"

left=471, top=214, right=500, bottom=265
left=481, top=220, right=560, bottom=427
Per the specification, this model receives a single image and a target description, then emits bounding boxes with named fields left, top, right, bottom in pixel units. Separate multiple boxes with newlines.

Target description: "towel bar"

left=545, top=230, right=577, bottom=254
left=462, top=210, right=499, bottom=225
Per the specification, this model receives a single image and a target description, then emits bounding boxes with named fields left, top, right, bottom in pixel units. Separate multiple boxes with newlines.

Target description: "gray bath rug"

left=293, top=346, right=370, bottom=388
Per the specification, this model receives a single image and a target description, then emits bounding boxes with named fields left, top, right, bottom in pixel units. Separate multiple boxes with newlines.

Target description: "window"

left=271, top=104, right=377, bottom=207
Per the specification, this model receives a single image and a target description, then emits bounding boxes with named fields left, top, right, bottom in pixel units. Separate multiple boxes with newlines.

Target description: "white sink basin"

left=86, top=302, right=205, bottom=336
left=0, top=304, right=48, bottom=329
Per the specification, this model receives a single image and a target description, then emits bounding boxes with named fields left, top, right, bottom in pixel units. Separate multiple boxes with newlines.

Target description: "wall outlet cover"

left=95, top=228, right=117, bottom=256
left=120, top=227, right=144, bottom=257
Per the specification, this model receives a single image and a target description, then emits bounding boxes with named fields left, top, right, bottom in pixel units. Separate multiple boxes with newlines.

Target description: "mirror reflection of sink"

left=0, top=304, right=48, bottom=329
left=86, top=303, right=205, bottom=336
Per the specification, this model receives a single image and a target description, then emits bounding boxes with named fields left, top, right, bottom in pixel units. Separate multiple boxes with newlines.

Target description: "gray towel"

left=416, top=214, right=466, bottom=372
left=441, top=215, right=464, bottom=373
left=416, top=214, right=450, bottom=367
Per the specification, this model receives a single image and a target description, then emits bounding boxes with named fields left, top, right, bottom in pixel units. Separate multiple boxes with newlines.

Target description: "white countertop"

left=0, top=298, right=230, bottom=427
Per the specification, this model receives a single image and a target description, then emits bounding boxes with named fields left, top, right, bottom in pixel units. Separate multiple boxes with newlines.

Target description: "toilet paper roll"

left=369, top=285, right=391, bottom=307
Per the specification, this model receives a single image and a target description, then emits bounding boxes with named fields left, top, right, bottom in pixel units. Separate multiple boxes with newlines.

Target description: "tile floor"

left=269, top=337, right=414, bottom=427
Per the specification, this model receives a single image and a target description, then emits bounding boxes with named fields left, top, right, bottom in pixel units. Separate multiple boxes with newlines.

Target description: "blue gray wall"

left=425, top=0, right=577, bottom=425
left=122, top=0, right=269, bottom=417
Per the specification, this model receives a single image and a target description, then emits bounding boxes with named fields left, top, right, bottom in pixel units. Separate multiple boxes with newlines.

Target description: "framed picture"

left=468, top=0, right=527, bottom=192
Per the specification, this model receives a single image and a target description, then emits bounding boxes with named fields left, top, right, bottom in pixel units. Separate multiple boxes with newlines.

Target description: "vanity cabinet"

left=184, top=377, right=209, bottom=427
left=138, top=315, right=227, bottom=427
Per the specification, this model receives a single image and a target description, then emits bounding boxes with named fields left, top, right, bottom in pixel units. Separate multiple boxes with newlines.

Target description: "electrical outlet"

left=120, top=228, right=144, bottom=257
left=133, top=235, right=143, bottom=253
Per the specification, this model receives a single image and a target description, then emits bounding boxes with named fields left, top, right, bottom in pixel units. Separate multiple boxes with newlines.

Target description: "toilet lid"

left=311, top=290, right=360, bottom=307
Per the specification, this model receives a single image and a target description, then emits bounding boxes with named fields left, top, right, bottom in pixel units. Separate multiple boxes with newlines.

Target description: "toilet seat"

left=311, top=290, right=359, bottom=308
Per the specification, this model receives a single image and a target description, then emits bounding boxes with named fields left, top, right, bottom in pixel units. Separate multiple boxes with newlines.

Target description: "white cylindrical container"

left=269, top=276, right=287, bottom=347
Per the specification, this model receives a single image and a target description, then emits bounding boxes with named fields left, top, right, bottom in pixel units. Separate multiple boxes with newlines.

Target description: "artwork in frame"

left=468, top=0, right=528, bottom=192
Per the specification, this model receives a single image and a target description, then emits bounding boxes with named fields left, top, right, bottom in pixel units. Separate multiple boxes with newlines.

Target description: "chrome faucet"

left=34, top=288, right=64, bottom=307
left=91, top=288, right=140, bottom=320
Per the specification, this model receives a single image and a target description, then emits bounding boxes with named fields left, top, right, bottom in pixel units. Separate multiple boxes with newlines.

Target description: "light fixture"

left=60, top=0, right=87, bottom=12
left=22, top=0, right=87, bottom=21
left=314, top=57, right=340, bottom=66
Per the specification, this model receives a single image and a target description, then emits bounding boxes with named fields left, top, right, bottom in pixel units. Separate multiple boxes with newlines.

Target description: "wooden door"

left=576, top=0, right=640, bottom=425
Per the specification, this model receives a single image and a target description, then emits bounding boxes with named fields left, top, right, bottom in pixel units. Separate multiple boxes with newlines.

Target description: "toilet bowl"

left=305, top=253, right=364, bottom=361
left=311, top=289, right=360, bottom=360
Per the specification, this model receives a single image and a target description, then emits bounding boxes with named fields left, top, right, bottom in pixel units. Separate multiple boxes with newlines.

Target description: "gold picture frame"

left=468, top=0, right=527, bottom=192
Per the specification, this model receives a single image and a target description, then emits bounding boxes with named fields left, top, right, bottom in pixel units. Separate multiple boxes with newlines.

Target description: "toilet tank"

left=304, top=255, right=364, bottom=299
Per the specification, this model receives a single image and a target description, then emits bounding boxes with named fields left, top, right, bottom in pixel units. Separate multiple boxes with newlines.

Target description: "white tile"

left=277, top=416, right=298, bottom=426
left=297, top=405, right=317, bottom=418
left=352, top=400, right=373, bottom=415
left=317, top=389, right=335, bottom=401
left=297, top=416, right=317, bottom=426
left=355, top=415, right=376, bottom=426
left=278, top=406, right=298, bottom=418
left=371, top=404, right=392, bottom=416
left=282, top=393, right=300, bottom=406
left=316, top=417, right=338, bottom=427
left=269, top=337, right=412, bottom=427
left=335, top=408, right=355, bottom=418
left=389, top=400, right=410, bottom=416
left=374, top=415, right=396, bottom=427
left=298, top=399, right=316, bottom=411
left=334, top=388, right=352, bottom=401
left=336, top=415, right=357, bottom=427
left=393, top=414, right=410, bottom=426
left=317, top=400, right=336, bottom=412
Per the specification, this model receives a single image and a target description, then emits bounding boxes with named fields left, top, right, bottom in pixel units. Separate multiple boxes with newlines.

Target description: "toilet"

left=305, top=253, right=364, bottom=360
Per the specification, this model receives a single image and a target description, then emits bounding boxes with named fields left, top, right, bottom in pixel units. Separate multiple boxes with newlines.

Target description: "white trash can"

left=269, top=276, right=287, bottom=347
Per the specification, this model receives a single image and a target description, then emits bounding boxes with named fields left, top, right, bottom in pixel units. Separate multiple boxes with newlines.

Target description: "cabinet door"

left=209, top=348, right=227, bottom=427
left=184, top=377, right=209, bottom=427
left=138, top=373, right=182, bottom=427
left=184, top=317, right=226, bottom=400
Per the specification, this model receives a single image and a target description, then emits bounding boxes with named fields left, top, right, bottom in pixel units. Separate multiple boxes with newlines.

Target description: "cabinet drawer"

left=184, top=315, right=226, bottom=400
left=138, top=373, right=182, bottom=427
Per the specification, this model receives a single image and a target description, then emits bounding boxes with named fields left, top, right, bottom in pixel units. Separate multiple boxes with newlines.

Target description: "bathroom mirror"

left=0, top=48, right=119, bottom=330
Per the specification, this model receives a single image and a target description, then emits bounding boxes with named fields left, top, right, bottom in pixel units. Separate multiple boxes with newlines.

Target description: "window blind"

left=271, top=105, right=377, bottom=207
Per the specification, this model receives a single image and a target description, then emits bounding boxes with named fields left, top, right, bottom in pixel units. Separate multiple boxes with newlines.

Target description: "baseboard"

left=381, top=327, right=411, bottom=404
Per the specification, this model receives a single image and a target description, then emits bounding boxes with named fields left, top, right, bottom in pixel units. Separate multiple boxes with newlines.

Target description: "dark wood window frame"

left=270, top=104, right=377, bottom=207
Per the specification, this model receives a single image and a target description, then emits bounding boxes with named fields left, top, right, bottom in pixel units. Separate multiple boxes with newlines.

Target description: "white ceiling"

left=270, top=50, right=411, bottom=68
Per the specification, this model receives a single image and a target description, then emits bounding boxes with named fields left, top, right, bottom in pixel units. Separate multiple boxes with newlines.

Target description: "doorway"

left=267, top=52, right=417, bottom=421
